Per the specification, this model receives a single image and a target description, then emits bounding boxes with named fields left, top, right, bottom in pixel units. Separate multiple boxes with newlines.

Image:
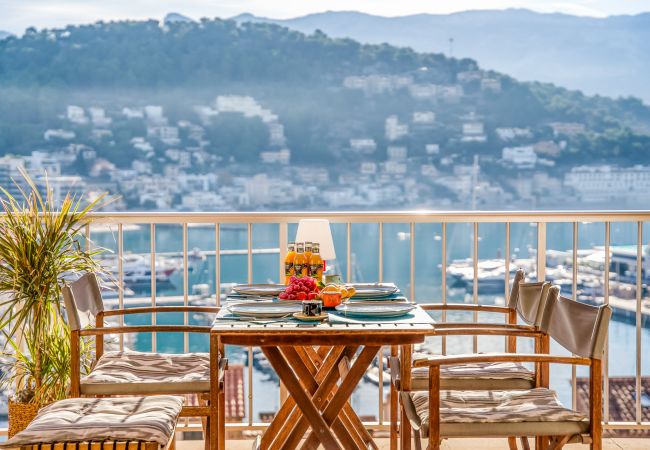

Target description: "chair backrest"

left=62, top=273, right=105, bottom=331
left=516, top=280, right=552, bottom=327
left=541, top=294, right=612, bottom=359
left=506, top=269, right=526, bottom=310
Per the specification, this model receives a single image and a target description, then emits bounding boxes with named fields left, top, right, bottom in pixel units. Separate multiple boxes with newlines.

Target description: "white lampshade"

left=295, top=219, right=336, bottom=260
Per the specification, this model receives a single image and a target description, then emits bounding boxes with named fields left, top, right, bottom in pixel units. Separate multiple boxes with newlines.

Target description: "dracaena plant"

left=0, top=169, right=110, bottom=405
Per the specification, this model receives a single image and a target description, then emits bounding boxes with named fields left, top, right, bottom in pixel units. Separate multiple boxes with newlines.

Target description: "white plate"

left=231, top=284, right=286, bottom=296
left=350, top=283, right=399, bottom=298
left=334, top=303, right=416, bottom=318
left=226, top=302, right=301, bottom=318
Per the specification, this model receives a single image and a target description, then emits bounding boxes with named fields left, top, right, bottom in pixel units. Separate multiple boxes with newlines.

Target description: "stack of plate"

left=225, top=302, right=301, bottom=319
left=228, top=284, right=286, bottom=300
left=334, top=302, right=416, bottom=318
left=348, top=283, right=407, bottom=302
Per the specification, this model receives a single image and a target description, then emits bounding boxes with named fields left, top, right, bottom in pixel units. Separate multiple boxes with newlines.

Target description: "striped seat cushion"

left=1, top=396, right=183, bottom=447
left=409, top=358, right=535, bottom=390
left=410, top=388, right=586, bottom=424
left=81, top=351, right=210, bottom=395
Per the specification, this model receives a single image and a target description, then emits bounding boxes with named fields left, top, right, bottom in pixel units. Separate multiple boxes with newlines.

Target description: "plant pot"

left=8, top=401, right=39, bottom=437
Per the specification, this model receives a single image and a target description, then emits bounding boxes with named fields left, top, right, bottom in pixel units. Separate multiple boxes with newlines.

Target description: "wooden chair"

left=390, top=269, right=553, bottom=393
left=389, top=270, right=555, bottom=448
left=62, top=273, right=226, bottom=450
left=0, top=395, right=183, bottom=450
left=401, top=294, right=612, bottom=450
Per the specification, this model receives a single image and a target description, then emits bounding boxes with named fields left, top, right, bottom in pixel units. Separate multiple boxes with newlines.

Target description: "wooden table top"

left=211, top=304, right=434, bottom=346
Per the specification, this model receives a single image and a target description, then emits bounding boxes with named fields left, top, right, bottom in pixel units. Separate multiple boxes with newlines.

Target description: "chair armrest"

left=387, top=356, right=401, bottom=390
left=103, top=306, right=220, bottom=316
left=412, top=353, right=592, bottom=368
left=80, top=324, right=213, bottom=336
left=433, top=327, right=543, bottom=338
left=433, top=323, right=535, bottom=330
left=421, top=304, right=511, bottom=314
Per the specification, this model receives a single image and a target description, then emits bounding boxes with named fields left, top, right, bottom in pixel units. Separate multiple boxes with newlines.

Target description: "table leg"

left=302, top=347, right=375, bottom=449
left=302, top=346, right=381, bottom=449
left=262, top=346, right=348, bottom=449
left=283, top=347, right=362, bottom=449
left=262, top=346, right=341, bottom=449
left=399, top=344, right=413, bottom=450
left=281, top=346, right=359, bottom=450
left=209, top=333, right=220, bottom=450
left=390, top=345, right=398, bottom=450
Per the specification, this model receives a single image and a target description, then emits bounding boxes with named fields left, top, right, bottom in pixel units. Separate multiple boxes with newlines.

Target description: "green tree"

left=204, top=113, right=269, bottom=162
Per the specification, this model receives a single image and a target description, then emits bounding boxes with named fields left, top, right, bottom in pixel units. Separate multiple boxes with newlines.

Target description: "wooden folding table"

left=210, top=306, right=433, bottom=450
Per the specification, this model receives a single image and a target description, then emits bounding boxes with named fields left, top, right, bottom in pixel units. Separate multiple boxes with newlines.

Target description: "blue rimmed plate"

left=226, top=302, right=301, bottom=318
left=231, top=284, right=286, bottom=297
left=349, top=283, right=399, bottom=299
left=334, top=302, right=415, bottom=318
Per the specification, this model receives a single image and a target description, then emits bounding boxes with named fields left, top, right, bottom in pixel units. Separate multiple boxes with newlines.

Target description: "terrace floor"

left=179, top=438, right=649, bottom=449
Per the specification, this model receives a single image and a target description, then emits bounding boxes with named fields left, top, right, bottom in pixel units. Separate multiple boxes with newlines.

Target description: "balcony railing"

left=5, top=210, right=650, bottom=436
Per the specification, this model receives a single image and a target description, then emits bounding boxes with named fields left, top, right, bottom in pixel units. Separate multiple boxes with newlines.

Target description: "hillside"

left=0, top=17, right=649, bottom=169
left=0, top=20, right=466, bottom=87
left=232, top=9, right=650, bottom=102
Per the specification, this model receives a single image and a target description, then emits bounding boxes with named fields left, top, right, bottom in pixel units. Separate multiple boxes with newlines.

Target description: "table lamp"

left=295, top=219, right=336, bottom=270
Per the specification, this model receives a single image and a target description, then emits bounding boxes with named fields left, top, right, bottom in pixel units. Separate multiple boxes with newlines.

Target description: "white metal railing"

left=91, top=210, right=650, bottom=431
left=8, top=210, right=650, bottom=434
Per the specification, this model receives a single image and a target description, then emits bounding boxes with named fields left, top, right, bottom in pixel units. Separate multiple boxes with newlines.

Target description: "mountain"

left=232, top=9, right=650, bottom=103
left=0, top=31, right=12, bottom=40
left=0, top=18, right=649, bottom=168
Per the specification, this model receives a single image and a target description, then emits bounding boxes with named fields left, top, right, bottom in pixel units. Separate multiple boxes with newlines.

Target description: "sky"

left=2, top=0, right=650, bottom=34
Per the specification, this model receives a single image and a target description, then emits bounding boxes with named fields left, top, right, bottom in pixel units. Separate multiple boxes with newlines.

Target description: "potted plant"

left=0, top=171, right=108, bottom=436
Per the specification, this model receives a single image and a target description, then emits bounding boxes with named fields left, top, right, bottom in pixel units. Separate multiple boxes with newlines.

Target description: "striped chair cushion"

left=412, top=360, right=535, bottom=381
left=410, top=388, right=586, bottom=424
left=81, top=351, right=210, bottom=394
left=1, top=396, right=183, bottom=447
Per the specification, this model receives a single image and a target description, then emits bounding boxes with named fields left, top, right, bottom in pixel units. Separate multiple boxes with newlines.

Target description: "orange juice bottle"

left=304, top=242, right=313, bottom=264
left=284, top=242, right=296, bottom=284
left=293, top=242, right=308, bottom=278
left=309, top=243, right=324, bottom=282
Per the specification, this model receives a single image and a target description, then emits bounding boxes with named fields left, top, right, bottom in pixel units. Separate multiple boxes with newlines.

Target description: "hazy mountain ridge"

left=232, top=9, right=650, bottom=102
left=0, top=17, right=649, bottom=169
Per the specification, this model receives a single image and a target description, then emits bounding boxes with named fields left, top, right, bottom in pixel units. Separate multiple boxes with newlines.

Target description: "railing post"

left=215, top=224, right=220, bottom=307
left=183, top=223, right=189, bottom=354
left=604, top=222, right=610, bottom=423
left=636, top=221, right=643, bottom=424
left=279, top=222, right=289, bottom=405
left=536, top=222, right=546, bottom=282
left=117, top=223, right=124, bottom=350
left=346, top=222, right=352, bottom=283
left=473, top=222, right=478, bottom=352
left=572, top=221, right=578, bottom=410
left=150, top=223, right=157, bottom=352
left=410, top=222, right=415, bottom=303
left=441, top=223, right=447, bottom=356
left=279, top=222, right=288, bottom=284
